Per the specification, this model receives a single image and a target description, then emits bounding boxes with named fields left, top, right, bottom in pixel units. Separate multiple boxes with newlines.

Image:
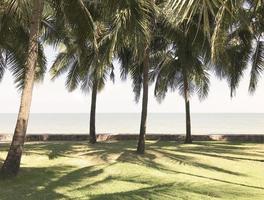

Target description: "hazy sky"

left=0, top=46, right=264, bottom=113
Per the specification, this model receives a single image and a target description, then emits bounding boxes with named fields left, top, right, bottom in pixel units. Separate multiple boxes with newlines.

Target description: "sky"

left=0, top=46, right=264, bottom=113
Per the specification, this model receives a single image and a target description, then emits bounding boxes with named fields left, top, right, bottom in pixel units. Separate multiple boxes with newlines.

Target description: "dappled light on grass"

left=0, top=141, right=264, bottom=200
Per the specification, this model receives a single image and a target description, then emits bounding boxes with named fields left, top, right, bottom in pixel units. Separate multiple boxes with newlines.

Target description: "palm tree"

left=0, top=9, right=46, bottom=89
left=47, top=0, right=157, bottom=152
left=160, top=0, right=262, bottom=140
left=117, top=36, right=169, bottom=151
left=152, top=23, right=210, bottom=143
left=0, top=0, right=45, bottom=177
left=214, top=1, right=264, bottom=95
left=110, top=0, right=158, bottom=154
left=50, top=23, right=115, bottom=144
left=1, top=0, right=97, bottom=177
left=166, top=0, right=264, bottom=95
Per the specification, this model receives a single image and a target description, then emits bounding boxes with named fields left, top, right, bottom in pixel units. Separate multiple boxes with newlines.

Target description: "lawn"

left=0, top=140, right=264, bottom=200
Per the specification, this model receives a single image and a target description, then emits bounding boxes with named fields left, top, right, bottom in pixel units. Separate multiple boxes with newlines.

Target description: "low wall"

left=0, top=134, right=264, bottom=142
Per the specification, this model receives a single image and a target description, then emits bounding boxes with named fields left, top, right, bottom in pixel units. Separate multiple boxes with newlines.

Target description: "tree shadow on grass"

left=81, top=141, right=139, bottom=162
left=1, top=141, right=264, bottom=200
left=149, top=141, right=264, bottom=162
left=2, top=165, right=260, bottom=200
left=23, top=142, right=78, bottom=160
left=89, top=141, right=262, bottom=178
left=177, top=149, right=264, bottom=162
left=88, top=141, right=264, bottom=190
left=115, top=151, right=264, bottom=191
left=90, top=183, right=177, bottom=200
left=86, top=141, right=245, bottom=176
left=152, top=148, right=245, bottom=176
left=0, top=165, right=106, bottom=200
left=23, top=141, right=137, bottom=161
left=0, top=166, right=71, bottom=200
left=88, top=179, right=263, bottom=200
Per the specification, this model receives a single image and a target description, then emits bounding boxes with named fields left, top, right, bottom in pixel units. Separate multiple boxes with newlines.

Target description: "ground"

left=0, top=140, right=263, bottom=200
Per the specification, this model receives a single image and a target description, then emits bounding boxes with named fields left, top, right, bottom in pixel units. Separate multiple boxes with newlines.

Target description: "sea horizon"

left=1, top=113, right=264, bottom=135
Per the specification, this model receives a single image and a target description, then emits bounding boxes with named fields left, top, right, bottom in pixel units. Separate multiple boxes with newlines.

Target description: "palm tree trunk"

left=89, top=79, right=98, bottom=144
left=137, top=47, right=150, bottom=154
left=183, top=76, right=192, bottom=144
left=1, top=0, right=44, bottom=177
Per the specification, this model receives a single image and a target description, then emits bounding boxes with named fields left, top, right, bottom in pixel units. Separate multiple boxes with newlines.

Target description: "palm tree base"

left=137, top=138, right=145, bottom=154
left=89, top=137, right=97, bottom=144
left=0, top=168, right=17, bottom=179
left=184, top=138, right=192, bottom=144
left=1, top=153, right=21, bottom=178
left=136, top=147, right=145, bottom=154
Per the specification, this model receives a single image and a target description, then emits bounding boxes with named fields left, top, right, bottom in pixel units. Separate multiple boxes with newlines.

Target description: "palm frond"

left=0, top=50, right=6, bottom=81
left=65, top=59, right=81, bottom=91
left=50, top=52, right=73, bottom=80
left=35, top=43, right=47, bottom=83
left=249, top=40, right=264, bottom=93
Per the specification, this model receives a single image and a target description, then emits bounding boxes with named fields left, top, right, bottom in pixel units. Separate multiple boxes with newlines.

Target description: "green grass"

left=0, top=140, right=264, bottom=200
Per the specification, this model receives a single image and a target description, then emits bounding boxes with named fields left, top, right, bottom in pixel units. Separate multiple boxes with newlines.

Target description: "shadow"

left=179, top=150, right=264, bottom=162
left=0, top=165, right=106, bottom=200
left=23, top=142, right=77, bottom=160
left=149, top=141, right=264, bottom=162
left=0, top=166, right=71, bottom=199
left=115, top=152, right=264, bottom=191
left=174, top=170, right=264, bottom=190
left=89, top=183, right=176, bottom=200
left=118, top=151, right=264, bottom=191
left=89, top=179, right=261, bottom=200
left=152, top=148, right=245, bottom=176
left=75, top=140, right=264, bottom=178
left=0, top=140, right=264, bottom=200
left=81, top=141, right=139, bottom=162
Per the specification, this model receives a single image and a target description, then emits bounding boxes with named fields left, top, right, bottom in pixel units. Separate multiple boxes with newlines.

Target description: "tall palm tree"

left=0, top=8, right=46, bottom=89
left=152, top=27, right=210, bottom=144
left=1, top=0, right=45, bottom=177
left=162, top=0, right=263, bottom=141
left=214, top=1, right=264, bottom=95
left=1, top=0, right=97, bottom=177
left=109, top=0, right=158, bottom=154
left=166, top=0, right=263, bottom=95
left=50, top=22, right=115, bottom=144
left=48, top=0, right=157, bottom=151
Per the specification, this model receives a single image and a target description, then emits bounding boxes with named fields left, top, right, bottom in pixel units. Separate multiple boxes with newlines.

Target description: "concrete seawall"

left=0, top=134, right=264, bottom=142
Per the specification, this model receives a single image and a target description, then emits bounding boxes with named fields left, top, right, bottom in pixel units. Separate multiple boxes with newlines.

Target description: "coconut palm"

left=33, top=0, right=157, bottom=154
left=200, top=0, right=263, bottom=96
left=166, top=0, right=264, bottom=95
left=159, top=0, right=262, bottom=141
left=0, top=0, right=45, bottom=177
left=154, top=51, right=210, bottom=143
left=1, top=0, right=97, bottom=177
left=0, top=8, right=46, bottom=88
left=109, top=0, right=159, bottom=154
left=151, top=20, right=211, bottom=143
left=50, top=22, right=115, bottom=144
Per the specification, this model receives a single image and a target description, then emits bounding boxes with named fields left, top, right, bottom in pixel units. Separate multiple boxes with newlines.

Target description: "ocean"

left=0, top=113, right=264, bottom=135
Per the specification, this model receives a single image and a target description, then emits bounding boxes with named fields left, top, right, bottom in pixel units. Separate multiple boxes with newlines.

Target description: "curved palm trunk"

left=137, top=48, right=150, bottom=154
left=183, top=75, right=192, bottom=144
left=1, top=0, right=44, bottom=177
left=89, top=79, right=98, bottom=144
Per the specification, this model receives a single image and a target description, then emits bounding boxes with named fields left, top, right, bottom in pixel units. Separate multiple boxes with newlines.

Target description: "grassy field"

left=0, top=140, right=264, bottom=200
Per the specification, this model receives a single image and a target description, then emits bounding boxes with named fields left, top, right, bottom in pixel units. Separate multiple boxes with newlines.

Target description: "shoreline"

left=1, top=133, right=264, bottom=142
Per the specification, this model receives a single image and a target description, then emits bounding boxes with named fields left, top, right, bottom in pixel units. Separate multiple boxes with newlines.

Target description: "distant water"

left=0, top=113, right=264, bottom=135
